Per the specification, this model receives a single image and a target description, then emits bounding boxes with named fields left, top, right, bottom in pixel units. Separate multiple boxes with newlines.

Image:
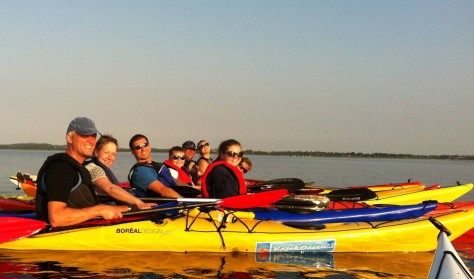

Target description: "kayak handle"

left=428, top=216, right=452, bottom=236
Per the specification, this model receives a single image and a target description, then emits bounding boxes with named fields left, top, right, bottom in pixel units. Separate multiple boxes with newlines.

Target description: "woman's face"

left=96, top=142, right=117, bottom=167
left=222, top=144, right=243, bottom=167
left=170, top=151, right=186, bottom=168
left=198, top=141, right=210, bottom=154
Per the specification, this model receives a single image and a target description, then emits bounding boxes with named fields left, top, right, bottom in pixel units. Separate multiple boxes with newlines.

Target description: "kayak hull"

left=365, top=183, right=473, bottom=205
left=0, top=196, right=35, bottom=212
left=1, top=208, right=473, bottom=253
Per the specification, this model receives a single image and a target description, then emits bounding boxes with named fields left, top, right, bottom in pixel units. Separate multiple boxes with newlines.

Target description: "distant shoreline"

left=1, top=143, right=473, bottom=161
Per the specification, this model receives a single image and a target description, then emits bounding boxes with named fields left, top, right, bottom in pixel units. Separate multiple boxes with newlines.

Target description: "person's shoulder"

left=133, top=164, right=157, bottom=175
left=85, top=162, right=99, bottom=171
left=211, top=164, right=229, bottom=173
left=48, top=158, right=77, bottom=171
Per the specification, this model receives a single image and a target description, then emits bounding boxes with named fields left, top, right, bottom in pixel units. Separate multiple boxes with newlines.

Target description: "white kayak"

left=427, top=231, right=474, bottom=279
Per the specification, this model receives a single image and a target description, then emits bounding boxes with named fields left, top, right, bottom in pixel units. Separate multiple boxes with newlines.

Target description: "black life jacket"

left=36, top=153, right=99, bottom=222
left=127, top=161, right=177, bottom=197
left=85, top=156, right=120, bottom=185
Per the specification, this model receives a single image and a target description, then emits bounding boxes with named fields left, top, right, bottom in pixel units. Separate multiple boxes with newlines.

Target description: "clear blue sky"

left=1, top=1, right=473, bottom=155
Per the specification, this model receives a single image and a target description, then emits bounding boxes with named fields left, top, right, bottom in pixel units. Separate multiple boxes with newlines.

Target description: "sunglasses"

left=134, top=142, right=149, bottom=151
left=239, top=164, right=248, bottom=174
left=198, top=142, right=209, bottom=149
left=172, top=155, right=185, bottom=160
left=225, top=151, right=244, bottom=158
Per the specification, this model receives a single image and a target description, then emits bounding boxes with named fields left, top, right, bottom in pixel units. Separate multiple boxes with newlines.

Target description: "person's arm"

left=48, top=201, right=124, bottom=227
left=94, top=177, right=155, bottom=210
left=197, top=159, right=210, bottom=177
left=147, top=180, right=182, bottom=198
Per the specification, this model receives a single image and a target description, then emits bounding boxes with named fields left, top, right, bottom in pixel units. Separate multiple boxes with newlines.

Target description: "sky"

left=1, top=1, right=473, bottom=155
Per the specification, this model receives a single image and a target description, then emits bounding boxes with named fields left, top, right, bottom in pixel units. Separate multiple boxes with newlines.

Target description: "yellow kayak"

left=365, top=183, right=473, bottom=205
left=1, top=206, right=473, bottom=253
left=313, top=181, right=424, bottom=194
left=374, top=184, right=426, bottom=198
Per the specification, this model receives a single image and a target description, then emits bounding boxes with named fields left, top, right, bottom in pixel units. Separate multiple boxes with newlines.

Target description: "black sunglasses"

left=239, top=164, right=248, bottom=174
left=198, top=142, right=209, bottom=149
left=134, top=142, right=149, bottom=150
left=172, top=155, right=185, bottom=160
left=225, top=151, right=244, bottom=158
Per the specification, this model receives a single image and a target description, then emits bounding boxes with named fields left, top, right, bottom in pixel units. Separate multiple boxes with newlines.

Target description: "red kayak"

left=0, top=196, right=35, bottom=213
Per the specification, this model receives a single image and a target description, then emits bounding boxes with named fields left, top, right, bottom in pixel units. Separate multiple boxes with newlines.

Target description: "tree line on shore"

left=1, top=143, right=473, bottom=161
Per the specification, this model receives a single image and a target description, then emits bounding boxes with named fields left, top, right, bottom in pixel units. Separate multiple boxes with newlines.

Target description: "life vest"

left=85, top=156, right=120, bottom=185
left=36, top=153, right=99, bottom=222
left=196, top=156, right=214, bottom=185
left=197, top=156, right=213, bottom=165
left=127, top=161, right=177, bottom=197
left=163, top=160, right=193, bottom=185
left=201, top=161, right=246, bottom=198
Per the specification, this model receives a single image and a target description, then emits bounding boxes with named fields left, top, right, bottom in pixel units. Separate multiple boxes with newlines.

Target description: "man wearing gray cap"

left=36, top=117, right=125, bottom=227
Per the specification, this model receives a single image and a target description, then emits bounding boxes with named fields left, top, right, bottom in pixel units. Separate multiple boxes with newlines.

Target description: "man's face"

left=131, top=137, right=151, bottom=162
left=184, top=148, right=196, bottom=161
left=67, top=132, right=97, bottom=162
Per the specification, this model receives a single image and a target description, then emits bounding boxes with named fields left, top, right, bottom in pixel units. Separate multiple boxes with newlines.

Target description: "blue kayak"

left=251, top=201, right=438, bottom=224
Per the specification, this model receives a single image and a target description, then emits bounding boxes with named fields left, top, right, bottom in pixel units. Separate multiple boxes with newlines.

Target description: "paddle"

left=247, top=178, right=305, bottom=193
left=322, top=188, right=377, bottom=201
left=273, top=195, right=330, bottom=213
left=0, top=189, right=289, bottom=243
left=140, top=189, right=289, bottom=210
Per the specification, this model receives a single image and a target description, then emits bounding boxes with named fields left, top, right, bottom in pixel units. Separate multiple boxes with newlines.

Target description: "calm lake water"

left=0, top=150, right=473, bottom=278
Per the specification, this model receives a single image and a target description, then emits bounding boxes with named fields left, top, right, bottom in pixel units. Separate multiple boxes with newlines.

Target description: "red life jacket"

left=163, top=160, right=193, bottom=185
left=201, top=161, right=247, bottom=198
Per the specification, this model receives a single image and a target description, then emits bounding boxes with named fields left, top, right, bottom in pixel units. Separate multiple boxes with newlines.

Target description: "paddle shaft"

left=123, top=202, right=216, bottom=216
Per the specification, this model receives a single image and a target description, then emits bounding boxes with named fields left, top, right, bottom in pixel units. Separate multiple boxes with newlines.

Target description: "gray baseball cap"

left=66, top=117, right=100, bottom=135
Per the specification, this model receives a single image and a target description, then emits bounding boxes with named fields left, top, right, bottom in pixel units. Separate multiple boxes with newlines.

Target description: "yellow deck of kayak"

left=1, top=207, right=473, bottom=253
left=373, top=184, right=425, bottom=198
left=365, top=183, right=473, bottom=205
left=315, top=182, right=423, bottom=194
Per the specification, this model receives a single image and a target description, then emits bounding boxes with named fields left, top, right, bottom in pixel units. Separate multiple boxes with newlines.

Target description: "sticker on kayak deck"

left=256, top=239, right=336, bottom=253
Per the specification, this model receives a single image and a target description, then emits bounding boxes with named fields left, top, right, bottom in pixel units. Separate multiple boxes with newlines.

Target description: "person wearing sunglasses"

left=163, top=146, right=195, bottom=186
left=85, top=135, right=155, bottom=210
left=200, top=139, right=247, bottom=198
left=195, top=140, right=213, bottom=185
left=36, top=117, right=125, bottom=227
left=128, top=134, right=182, bottom=198
left=238, top=157, right=252, bottom=175
left=182, top=140, right=199, bottom=184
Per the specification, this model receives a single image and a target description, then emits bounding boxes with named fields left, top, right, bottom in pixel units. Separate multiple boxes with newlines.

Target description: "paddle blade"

left=324, top=188, right=377, bottom=201
left=248, top=178, right=305, bottom=193
left=220, top=189, right=288, bottom=209
left=0, top=217, right=46, bottom=243
left=274, top=195, right=330, bottom=213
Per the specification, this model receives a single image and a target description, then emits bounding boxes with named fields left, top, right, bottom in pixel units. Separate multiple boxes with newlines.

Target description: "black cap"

left=182, top=140, right=197, bottom=150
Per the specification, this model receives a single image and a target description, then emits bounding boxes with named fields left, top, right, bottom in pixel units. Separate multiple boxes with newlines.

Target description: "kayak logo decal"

left=115, top=227, right=173, bottom=236
left=256, top=239, right=336, bottom=253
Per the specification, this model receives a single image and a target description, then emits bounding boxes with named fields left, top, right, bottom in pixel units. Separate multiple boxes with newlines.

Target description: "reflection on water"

left=0, top=250, right=436, bottom=278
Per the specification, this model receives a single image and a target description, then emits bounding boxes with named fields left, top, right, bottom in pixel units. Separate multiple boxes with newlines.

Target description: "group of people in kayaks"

left=36, top=116, right=253, bottom=227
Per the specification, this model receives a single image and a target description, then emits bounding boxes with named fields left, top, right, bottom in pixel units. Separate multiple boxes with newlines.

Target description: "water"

left=0, top=150, right=473, bottom=278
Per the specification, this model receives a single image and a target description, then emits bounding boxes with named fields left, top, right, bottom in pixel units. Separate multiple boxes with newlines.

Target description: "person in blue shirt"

left=128, top=134, right=182, bottom=198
